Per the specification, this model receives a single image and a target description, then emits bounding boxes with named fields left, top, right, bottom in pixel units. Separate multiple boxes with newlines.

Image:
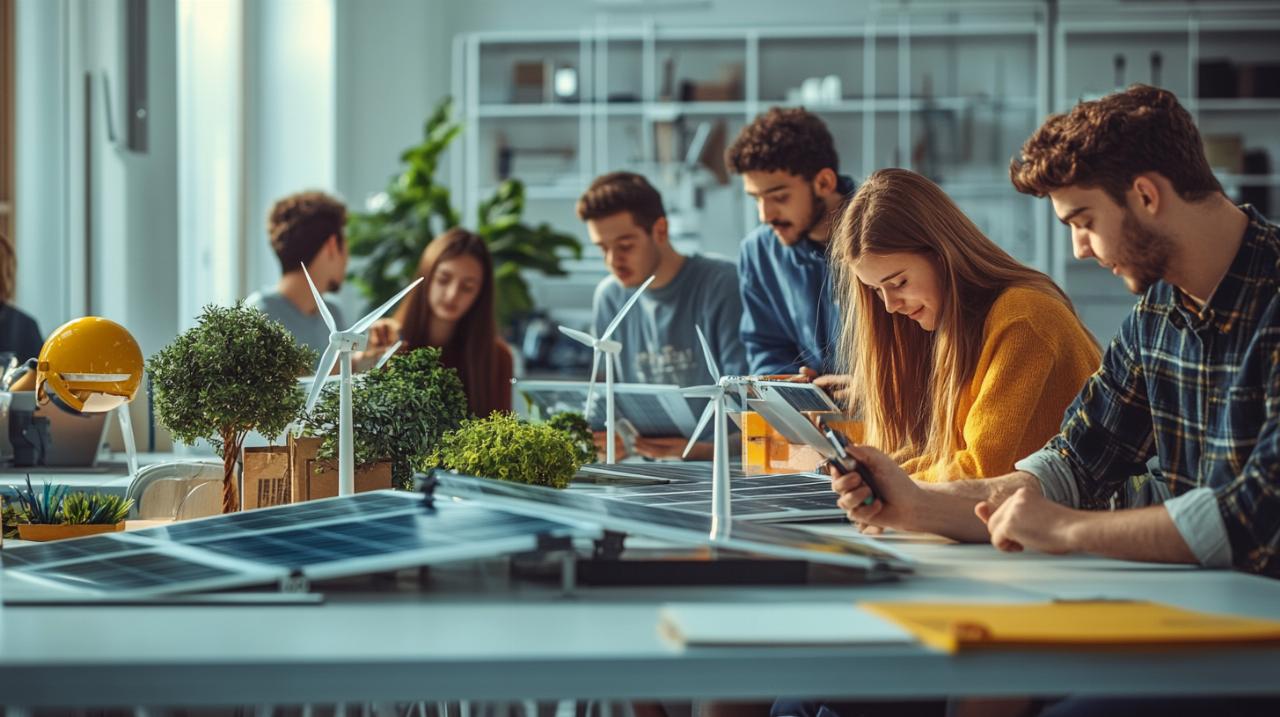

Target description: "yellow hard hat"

left=36, top=317, right=144, bottom=414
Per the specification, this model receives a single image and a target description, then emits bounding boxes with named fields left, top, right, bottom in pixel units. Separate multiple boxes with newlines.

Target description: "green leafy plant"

left=345, top=96, right=583, bottom=327
left=4, top=478, right=133, bottom=529
left=148, top=303, right=316, bottom=513
left=426, top=412, right=584, bottom=489
left=62, top=492, right=134, bottom=525
left=547, top=411, right=595, bottom=466
left=475, top=181, right=585, bottom=325
left=2, top=500, right=24, bottom=539
left=300, top=347, right=469, bottom=490
left=12, top=476, right=68, bottom=525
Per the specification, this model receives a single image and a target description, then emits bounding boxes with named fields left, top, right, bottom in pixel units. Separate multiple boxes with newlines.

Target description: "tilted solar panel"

left=434, top=472, right=912, bottom=572
left=2, top=490, right=599, bottom=597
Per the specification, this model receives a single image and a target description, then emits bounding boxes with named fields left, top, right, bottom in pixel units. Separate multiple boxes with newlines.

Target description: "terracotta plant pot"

left=17, top=522, right=127, bottom=542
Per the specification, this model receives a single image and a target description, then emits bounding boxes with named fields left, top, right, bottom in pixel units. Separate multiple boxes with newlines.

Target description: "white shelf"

left=477, top=104, right=585, bottom=118
left=644, top=101, right=749, bottom=118
left=1195, top=99, right=1280, bottom=113
left=1218, top=174, right=1280, bottom=188
left=481, top=184, right=584, bottom=200
left=458, top=16, right=1058, bottom=308
left=477, top=96, right=1039, bottom=120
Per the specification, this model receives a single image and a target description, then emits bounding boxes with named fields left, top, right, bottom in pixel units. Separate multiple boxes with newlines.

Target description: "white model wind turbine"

left=682, top=325, right=749, bottom=540
left=302, top=265, right=423, bottom=497
left=558, top=274, right=656, bottom=464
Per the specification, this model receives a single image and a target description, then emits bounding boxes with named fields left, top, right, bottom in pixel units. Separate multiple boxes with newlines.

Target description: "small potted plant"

left=11, top=477, right=134, bottom=542
left=299, top=347, right=469, bottom=490
left=148, top=303, right=316, bottom=513
left=426, top=411, right=587, bottom=489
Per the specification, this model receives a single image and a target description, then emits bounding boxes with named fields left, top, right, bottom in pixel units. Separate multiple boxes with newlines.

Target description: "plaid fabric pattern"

left=1047, top=205, right=1280, bottom=575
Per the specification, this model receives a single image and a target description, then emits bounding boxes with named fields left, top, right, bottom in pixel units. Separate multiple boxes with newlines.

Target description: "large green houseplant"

left=299, top=347, right=469, bottom=490
left=346, top=97, right=583, bottom=327
left=148, top=304, right=316, bottom=513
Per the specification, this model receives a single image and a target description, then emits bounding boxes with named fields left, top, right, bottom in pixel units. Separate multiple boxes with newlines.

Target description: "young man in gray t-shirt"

left=577, top=172, right=746, bottom=460
left=244, top=191, right=350, bottom=360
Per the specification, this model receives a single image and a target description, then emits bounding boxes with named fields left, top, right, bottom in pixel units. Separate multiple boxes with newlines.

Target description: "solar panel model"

left=435, top=471, right=912, bottom=573
left=515, top=379, right=703, bottom=437
left=577, top=461, right=844, bottom=522
left=2, top=491, right=599, bottom=598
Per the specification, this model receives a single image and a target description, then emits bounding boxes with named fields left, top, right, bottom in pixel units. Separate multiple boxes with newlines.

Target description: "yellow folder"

left=860, top=600, right=1280, bottom=654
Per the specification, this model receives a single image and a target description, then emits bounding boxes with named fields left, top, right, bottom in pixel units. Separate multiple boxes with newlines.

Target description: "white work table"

left=1, top=533, right=1278, bottom=708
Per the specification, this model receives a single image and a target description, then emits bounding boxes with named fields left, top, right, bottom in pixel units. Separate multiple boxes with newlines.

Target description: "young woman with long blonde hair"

left=830, top=168, right=1100, bottom=482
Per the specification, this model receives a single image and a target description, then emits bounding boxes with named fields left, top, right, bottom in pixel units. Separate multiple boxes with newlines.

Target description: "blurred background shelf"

left=454, top=5, right=1056, bottom=338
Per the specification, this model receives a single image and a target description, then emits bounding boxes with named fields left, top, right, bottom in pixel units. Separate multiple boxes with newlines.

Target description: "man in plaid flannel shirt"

left=829, top=85, right=1280, bottom=580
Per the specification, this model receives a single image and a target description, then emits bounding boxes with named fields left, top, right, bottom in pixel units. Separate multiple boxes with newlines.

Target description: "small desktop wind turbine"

left=682, top=326, right=749, bottom=540
left=302, top=265, right=423, bottom=497
left=558, top=274, right=655, bottom=464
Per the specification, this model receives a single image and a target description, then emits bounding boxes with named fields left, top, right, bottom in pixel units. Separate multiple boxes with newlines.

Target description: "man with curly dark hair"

left=245, top=190, right=350, bottom=356
left=726, top=107, right=854, bottom=393
left=840, top=85, right=1280, bottom=577
left=803, top=82, right=1280, bottom=717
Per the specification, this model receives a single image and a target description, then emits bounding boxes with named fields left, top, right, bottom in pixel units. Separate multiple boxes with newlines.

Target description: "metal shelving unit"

left=1054, top=6, right=1280, bottom=341
left=451, top=4, right=1052, bottom=328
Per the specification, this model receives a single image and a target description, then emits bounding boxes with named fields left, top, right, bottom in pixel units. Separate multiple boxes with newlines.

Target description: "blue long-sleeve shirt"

left=737, top=176, right=853, bottom=375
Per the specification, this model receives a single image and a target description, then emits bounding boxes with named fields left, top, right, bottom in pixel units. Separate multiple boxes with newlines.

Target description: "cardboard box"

left=741, top=411, right=828, bottom=476
left=288, top=435, right=393, bottom=501
left=242, top=445, right=292, bottom=509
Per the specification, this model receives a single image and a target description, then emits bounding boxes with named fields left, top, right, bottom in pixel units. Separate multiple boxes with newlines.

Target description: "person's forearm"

left=1064, top=506, right=1198, bottom=564
left=914, top=472, right=1040, bottom=543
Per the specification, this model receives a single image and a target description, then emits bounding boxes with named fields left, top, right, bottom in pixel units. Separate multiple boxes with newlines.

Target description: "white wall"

left=244, top=0, right=338, bottom=297
left=335, top=0, right=449, bottom=217
left=15, top=0, right=178, bottom=357
left=14, top=0, right=73, bottom=340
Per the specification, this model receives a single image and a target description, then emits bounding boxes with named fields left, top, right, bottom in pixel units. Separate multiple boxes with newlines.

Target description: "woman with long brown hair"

left=375, top=228, right=512, bottom=417
left=830, top=168, right=1100, bottom=482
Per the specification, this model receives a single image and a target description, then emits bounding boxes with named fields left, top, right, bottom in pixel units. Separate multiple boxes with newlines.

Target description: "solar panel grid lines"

left=575, top=463, right=842, bottom=521
left=433, top=472, right=914, bottom=570
left=515, top=380, right=700, bottom=437
left=1, top=490, right=603, bottom=597
left=752, top=381, right=842, bottom=413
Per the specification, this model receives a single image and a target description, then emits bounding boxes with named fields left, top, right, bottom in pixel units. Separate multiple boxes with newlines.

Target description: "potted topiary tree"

left=427, top=412, right=588, bottom=489
left=299, top=346, right=469, bottom=490
left=148, top=304, right=316, bottom=513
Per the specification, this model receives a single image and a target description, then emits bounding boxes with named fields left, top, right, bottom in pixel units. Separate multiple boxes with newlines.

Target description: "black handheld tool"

left=817, top=419, right=879, bottom=507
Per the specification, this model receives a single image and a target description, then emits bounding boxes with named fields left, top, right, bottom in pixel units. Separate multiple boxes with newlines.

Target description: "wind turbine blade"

left=352, top=277, right=424, bottom=334
left=683, top=401, right=716, bottom=459
left=601, top=275, right=656, bottom=340
left=584, top=350, right=601, bottom=420
left=695, top=325, right=721, bottom=381
left=374, top=340, right=402, bottom=370
left=301, top=263, right=337, bottom=333
left=681, top=385, right=722, bottom=399
left=558, top=326, right=599, bottom=348
left=305, top=342, right=342, bottom=412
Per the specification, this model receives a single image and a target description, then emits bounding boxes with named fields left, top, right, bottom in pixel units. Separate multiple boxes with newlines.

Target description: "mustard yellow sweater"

left=838, top=286, right=1101, bottom=482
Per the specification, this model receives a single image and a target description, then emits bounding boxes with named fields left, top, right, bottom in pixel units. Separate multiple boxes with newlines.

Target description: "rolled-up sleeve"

left=1164, top=487, right=1233, bottom=568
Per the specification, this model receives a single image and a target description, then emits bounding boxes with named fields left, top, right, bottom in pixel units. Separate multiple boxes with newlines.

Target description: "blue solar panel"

left=2, top=490, right=599, bottom=597
left=435, top=472, right=912, bottom=571
left=576, top=463, right=841, bottom=522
